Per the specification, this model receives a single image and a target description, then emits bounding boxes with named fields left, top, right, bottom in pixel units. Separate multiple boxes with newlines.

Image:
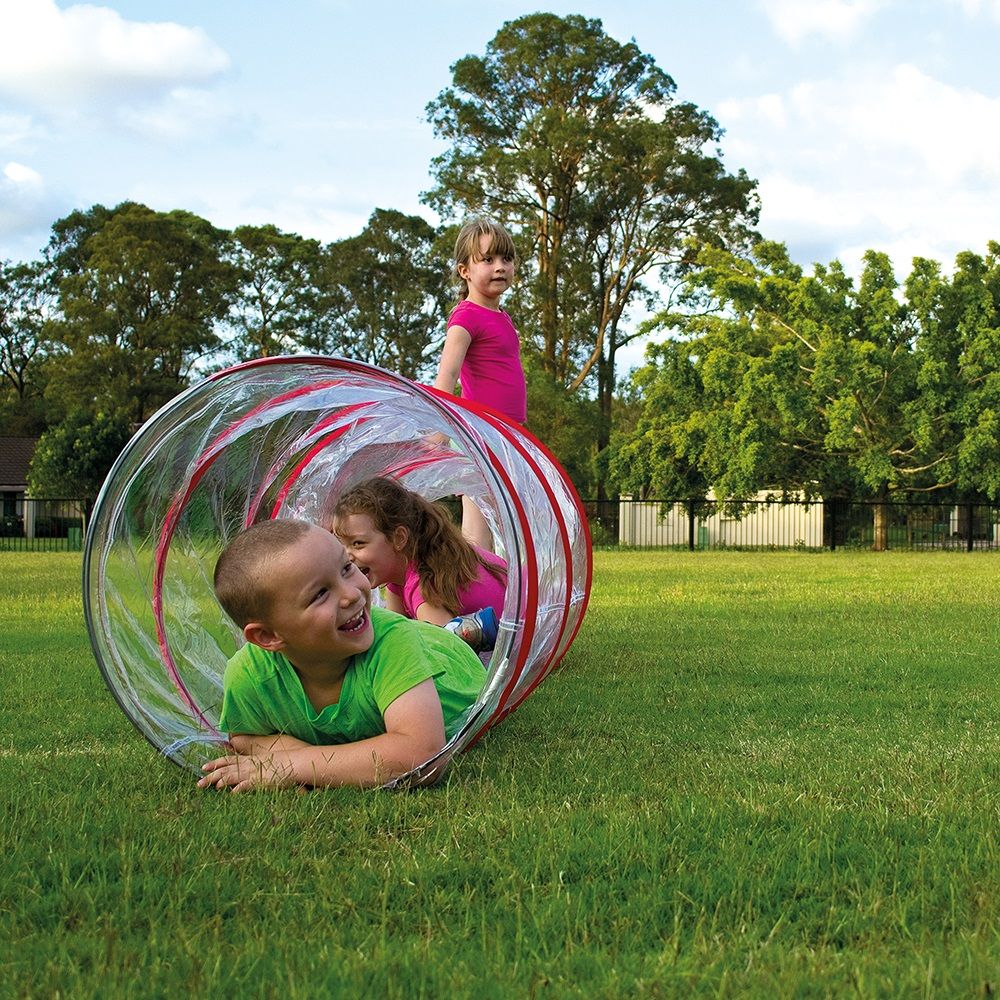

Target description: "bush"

left=0, top=514, right=24, bottom=537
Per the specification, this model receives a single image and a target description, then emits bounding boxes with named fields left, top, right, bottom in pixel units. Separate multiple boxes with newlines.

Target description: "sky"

left=2, top=0, right=1000, bottom=368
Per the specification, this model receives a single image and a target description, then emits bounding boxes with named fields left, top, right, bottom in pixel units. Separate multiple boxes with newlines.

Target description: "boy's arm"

left=228, top=733, right=313, bottom=755
left=198, top=678, right=447, bottom=793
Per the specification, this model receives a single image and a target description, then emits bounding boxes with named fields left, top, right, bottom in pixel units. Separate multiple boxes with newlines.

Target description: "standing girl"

left=332, top=477, right=507, bottom=649
left=433, top=218, right=526, bottom=548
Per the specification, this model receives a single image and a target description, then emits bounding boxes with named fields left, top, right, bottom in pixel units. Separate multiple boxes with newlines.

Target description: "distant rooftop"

left=0, top=436, right=38, bottom=488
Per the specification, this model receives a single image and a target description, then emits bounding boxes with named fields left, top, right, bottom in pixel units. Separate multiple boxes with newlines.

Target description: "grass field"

left=1, top=550, right=998, bottom=998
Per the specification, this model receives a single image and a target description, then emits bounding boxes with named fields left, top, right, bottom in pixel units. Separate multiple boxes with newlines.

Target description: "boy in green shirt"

left=198, top=519, right=486, bottom=793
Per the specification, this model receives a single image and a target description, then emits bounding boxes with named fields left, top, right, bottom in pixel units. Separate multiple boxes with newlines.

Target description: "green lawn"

left=1, top=550, right=998, bottom=997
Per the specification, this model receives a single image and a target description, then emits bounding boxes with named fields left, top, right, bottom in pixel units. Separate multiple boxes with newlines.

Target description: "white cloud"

left=0, top=0, right=230, bottom=109
left=719, top=93, right=787, bottom=130
left=943, top=0, right=1000, bottom=18
left=117, top=88, right=240, bottom=142
left=757, top=174, right=867, bottom=232
left=718, top=62, right=1000, bottom=274
left=782, top=64, right=1000, bottom=184
left=758, top=0, right=888, bottom=44
left=836, top=186, right=998, bottom=276
left=0, top=160, right=61, bottom=251
left=0, top=113, right=45, bottom=150
left=221, top=183, right=373, bottom=245
left=121, top=176, right=375, bottom=246
left=4, top=162, right=43, bottom=187
left=758, top=174, right=996, bottom=274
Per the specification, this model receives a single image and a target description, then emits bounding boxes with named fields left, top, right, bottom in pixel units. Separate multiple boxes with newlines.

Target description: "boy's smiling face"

left=254, top=524, right=374, bottom=670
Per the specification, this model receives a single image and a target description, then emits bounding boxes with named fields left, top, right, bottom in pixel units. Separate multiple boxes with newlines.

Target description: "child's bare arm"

left=424, top=326, right=471, bottom=448
left=228, top=733, right=312, bottom=755
left=198, top=679, right=447, bottom=792
left=414, top=601, right=454, bottom=626
left=433, top=326, right=471, bottom=395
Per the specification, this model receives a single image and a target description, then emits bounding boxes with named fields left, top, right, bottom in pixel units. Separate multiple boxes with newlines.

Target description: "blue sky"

left=2, top=0, right=1000, bottom=364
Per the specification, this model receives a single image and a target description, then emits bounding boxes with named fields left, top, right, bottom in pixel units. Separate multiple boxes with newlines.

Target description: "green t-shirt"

left=219, top=607, right=486, bottom=744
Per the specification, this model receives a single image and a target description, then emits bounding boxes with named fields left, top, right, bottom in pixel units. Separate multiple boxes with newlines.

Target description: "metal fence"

left=0, top=497, right=89, bottom=552
left=4, top=495, right=999, bottom=554
left=585, top=497, right=1000, bottom=551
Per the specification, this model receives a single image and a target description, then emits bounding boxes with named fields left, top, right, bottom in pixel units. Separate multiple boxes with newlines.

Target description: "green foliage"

left=223, top=224, right=323, bottom=361
left=597, top=374, right=645, bottom=497
left=44, top=201, right=131, bottom=277
left=523, top=356, right=600, bottom=494
left=610, top=336, right=711, bottom=499
left=0, top=259, right=57, bottom=435
left=45, top=202, right=234, bottom=425
left=307, top=209, right=449, bottom=380
left=0, top=381, right=48, bottom=437
left=3, top=550, right=1000, bottom=995
left=616, top=240, right=1000, bottom=505
left=28, top=407, right=132, bottom=499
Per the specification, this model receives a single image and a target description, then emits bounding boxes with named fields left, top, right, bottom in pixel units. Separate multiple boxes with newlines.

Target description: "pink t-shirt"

left=448, top=299, right=527, bottom=424
left=386, top=547, right=508, bottom=620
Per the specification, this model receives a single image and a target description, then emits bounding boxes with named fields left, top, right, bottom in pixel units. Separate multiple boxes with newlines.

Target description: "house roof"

left=0, top=437, right=38, bottom=488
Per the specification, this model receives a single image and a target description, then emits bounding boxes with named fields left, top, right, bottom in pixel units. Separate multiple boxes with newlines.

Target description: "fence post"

left=967, top=502, right=975, bottom=552
left=829, top=498, right=837, bottom=552
left=687, top=499, right=695, bottom=551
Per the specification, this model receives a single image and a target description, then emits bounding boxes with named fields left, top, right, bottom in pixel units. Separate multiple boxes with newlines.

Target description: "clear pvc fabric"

left=84, top=356, right=592, bottom=784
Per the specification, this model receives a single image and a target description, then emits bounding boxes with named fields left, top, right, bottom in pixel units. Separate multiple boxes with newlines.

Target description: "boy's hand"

left=197, top=680, right=447, bottom=791
left=197, top=752, right=296, bottom=793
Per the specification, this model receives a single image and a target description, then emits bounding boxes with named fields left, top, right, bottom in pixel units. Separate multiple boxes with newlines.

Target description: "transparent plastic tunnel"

left=84, top=356, right=592, bottom=785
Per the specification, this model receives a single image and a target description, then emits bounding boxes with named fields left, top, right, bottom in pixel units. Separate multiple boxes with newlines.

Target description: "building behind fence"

left=586, top=495, right=1000, bottom=551
left=0, top=497, right=88, bottom=552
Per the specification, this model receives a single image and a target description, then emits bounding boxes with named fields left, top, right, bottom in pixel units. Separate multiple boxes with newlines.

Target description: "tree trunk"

left=872, top=488, right=890, bottom=551
left=594, top=345, right=614, bottom=500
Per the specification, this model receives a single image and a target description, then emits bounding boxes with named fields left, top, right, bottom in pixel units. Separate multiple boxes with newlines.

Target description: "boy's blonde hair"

left=214, top=519, right=313, bottom=627
left=453, top=218, right=517, bottom=299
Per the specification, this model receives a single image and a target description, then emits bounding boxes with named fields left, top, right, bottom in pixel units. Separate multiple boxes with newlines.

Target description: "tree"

left=28, top=406, right=132, bottom=501
left=522, top=353, right=601, bottom=494
left=223, top=224, right=324, bottom=361
left=612, top=241, right=1000, bottom=549
left=0, top=259, right=56, bottom=435
left=424, top=13, right=758, bottom=491
left=45, top=202, right=135, bottom=279
left=306, top=209, right=449, bottom=380
left=607, top=334, right=713, bottom=502
left=47, top=203, right=234, bottom=426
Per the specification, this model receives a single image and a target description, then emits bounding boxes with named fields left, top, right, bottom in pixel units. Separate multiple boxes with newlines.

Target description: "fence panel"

left=0, top=498, right=89, bottom=552
left=586, top=497, right=1000, bottom=552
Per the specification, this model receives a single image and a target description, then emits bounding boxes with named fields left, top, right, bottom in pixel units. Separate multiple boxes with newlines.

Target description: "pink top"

left=448, top=299, right=527, bottom=424
left=386, top=546, right=508, bottom=620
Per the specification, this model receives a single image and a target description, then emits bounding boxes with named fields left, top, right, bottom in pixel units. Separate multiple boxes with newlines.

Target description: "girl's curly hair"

left=333, top=476, right=505, bottom=614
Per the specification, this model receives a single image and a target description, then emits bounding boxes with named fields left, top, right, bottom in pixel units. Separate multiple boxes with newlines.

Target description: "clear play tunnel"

left=83, top=356, right=592, bottom=784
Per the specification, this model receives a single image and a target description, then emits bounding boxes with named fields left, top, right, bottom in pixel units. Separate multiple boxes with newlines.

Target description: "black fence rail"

left=585, top=497, right=1000, bottom=552
left=0, top=498, right=89, bottom=552
left=4, top=496, right=998, bottom=554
